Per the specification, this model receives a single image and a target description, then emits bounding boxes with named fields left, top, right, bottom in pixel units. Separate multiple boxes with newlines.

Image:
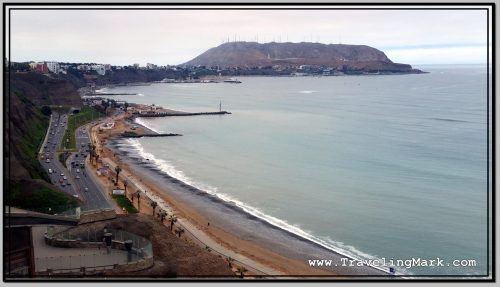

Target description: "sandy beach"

left=87, top=109, right=389, bottom=278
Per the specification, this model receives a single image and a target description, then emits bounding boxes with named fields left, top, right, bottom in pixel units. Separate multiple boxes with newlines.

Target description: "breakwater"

left=136, top=111, right=231, bottom=117
left=120, top=133, right=182, bottom=138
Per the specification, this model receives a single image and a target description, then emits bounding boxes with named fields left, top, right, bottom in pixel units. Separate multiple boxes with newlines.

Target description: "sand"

left=86, top=110, right=388, bottom=278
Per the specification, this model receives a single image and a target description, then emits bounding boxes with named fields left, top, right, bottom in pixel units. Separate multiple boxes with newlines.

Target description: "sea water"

left=105, top=65, right=490, bottom=276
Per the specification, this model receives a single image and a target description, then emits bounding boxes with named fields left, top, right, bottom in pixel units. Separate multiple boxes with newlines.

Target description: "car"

left=60, top=173, right=64, bottom=176
left=76, top=169, right=80, bottom=173
left=61, top=183, right=65, bottom=187
left=46, top=159, right=50, bottom=163
left=59, top=179, right=63, bottom=183
left=63, top=176, right=67, bottom=180
left=75, top=175, right=80, bottom=179
left=48, top=168, right=52, bottom=174
left=75, top=154, right=79, bottom=158
left=73, top=194, right=79, bottom=198
left=84, top=187, right=89, bottom=192
left=66, top=182, right=71, bottom=185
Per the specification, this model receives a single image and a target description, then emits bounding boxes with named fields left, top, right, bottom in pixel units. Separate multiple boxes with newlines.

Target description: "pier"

left=136, top=111, right=232, bottom=117
left=120, top=133, right=182, bottom=138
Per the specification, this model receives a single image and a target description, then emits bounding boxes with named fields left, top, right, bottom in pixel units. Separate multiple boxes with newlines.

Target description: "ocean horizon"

left=104, top=64, right=490, bottom=276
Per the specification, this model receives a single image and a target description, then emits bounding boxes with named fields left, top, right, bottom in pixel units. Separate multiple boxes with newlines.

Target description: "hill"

left=184, top=42, right=422, bottom=73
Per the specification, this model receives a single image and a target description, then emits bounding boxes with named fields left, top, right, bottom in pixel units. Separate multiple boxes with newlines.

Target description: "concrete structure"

left=46, top=62, right=60, bottom=74
left=33, top=63, right=48, bottom=73
left=77, top=65, right=90, bottom=71
left=91, top=65, right=106, bottom=76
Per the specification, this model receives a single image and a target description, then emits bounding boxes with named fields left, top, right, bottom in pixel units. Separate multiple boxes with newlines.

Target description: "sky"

left=9, top=8, right=491, bottom=66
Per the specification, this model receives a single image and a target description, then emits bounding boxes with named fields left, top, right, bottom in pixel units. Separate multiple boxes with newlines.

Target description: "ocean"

left=103, top=64, right=490, bottom=276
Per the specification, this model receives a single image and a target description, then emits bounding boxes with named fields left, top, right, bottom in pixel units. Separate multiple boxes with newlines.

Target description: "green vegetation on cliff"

left=61, top=106, right=102, bottom=151
left=11, top=92, right=50, bottom=181
left=8, top=181, right=79, bottom=214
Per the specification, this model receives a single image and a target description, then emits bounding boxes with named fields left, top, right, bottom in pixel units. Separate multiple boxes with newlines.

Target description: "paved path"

left=178, top=218, right=284, bottom=275
left=101, top=157, right=283, bottom=276
left=32, top=226, right=132, bottom=272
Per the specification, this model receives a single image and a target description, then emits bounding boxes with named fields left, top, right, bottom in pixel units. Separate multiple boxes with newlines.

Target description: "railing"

left=38, top=226, right=154, bottom=275
left=35, top=250, right=138, bottom=274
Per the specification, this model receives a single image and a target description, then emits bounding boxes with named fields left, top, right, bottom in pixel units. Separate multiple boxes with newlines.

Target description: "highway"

left=38, top=112, right=112, bottom=212
left=66, top=121, right=112, bottom=211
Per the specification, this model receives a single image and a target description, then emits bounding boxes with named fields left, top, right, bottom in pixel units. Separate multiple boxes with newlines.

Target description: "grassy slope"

left=8, top=181, right=78, bottom=214
left=12, top=92, right=51, bottom=181
left=61, top=106, right=102, bottom=151
left=112, top=195, right=138, bottom=214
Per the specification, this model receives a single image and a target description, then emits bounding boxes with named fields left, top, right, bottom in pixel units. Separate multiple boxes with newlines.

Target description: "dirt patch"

left=71, top=214, right=235, bottom=278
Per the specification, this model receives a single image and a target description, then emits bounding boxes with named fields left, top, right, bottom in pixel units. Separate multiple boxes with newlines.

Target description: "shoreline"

left=94, top=113, right=390, bottom=277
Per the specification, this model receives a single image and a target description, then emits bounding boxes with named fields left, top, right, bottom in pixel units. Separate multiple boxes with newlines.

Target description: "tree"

left=124, top=180, right=128, bottom=194
left=168, top=215, right=177, bottom=231
left=159, top=210, right=167, bottom=223
left=136, top=191, right=141, bottom=211
left=41, top=106, right=52, bottom=116
left=114, top=165, right=122, bottom=186
left=174, top=226, right=185, bottom=238
left=236, top=266, right=248, bottom=278
left=226, top=257, right=234, bottom=268
left=150, top=201, right=158, bottom=216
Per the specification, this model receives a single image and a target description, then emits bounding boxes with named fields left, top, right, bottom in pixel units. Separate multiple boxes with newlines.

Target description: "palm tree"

left=150, top=201, right=158, bottom=216
left=174, top=226, right=185, bottom=238
left=236, top=266, right=248, bottom=278
left=159, top=210, right=167, bottom=223
left=168, top=215, right=177, bottom=231
left=226, top=257, right=234, bottom=268
left=123, top=180, right=128, bottom=194
left=136, top=191, right=141, bottom=211
left=114, top=165, right=122, bottom=186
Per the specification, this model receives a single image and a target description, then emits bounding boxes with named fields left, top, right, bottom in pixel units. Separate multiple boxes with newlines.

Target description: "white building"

left=91, top=64, right=106, bottom=76
left=146, top=63, right=158, bottom=69
left=46, top=62, right=60, bottom=73
left=77, top=65, right=90, bottom=71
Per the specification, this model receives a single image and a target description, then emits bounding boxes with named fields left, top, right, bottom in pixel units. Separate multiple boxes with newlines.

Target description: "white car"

left=63, top=176, right=67, bottom=180
left=84, top=187, right=89, bottom=192
left=48, top=168, right=52, bottom=174
left=46, top=159, right=50, bottom=163
left=60, top=173, right=64, bottom=176
left=75, top=175, right=80, bottom=179
left=76, top=169, right=80, bottom=173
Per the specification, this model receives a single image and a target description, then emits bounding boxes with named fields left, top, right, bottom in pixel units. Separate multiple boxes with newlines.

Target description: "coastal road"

left=66, top=120, right=112, bottom=211
left=39, top=113, right=80, bottom=199
left=38, top=112, right=112, bottom=211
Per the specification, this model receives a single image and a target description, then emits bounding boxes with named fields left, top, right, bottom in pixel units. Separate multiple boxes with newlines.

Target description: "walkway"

left=32, top=226, right=132, bottom=272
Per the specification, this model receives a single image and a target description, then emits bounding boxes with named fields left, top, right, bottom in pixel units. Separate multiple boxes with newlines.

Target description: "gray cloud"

left=9, top=9, right=488, bottom=65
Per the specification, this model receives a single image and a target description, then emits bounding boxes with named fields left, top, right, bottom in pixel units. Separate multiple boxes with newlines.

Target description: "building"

left=104, top=64, right=112, bottom=71
left=133, top=63, right=140, bottom=69
left=77, top=65, right=90, bottom=71
left=146, top=63, right=157, bottom=69
left=91, top=65, right=106, bottom=76
left=35, top=63, right=48, bottom=73
left=46, top=62, right=60, bottom=74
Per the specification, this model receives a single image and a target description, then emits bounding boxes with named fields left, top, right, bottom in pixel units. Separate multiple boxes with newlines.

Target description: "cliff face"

left=8, top=72, right=83, bottom=106
left=184, top=42, right=420, bottom=73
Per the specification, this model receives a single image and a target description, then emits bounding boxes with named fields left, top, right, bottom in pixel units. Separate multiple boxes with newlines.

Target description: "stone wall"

left=79, top=209, right=116, bottom=224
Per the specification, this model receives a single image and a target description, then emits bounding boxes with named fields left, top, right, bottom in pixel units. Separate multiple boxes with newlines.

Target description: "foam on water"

left=298, top=90, right=318, bottom=94
left=123, top=137, right=397, bottom=275
left=134, top=117, right=162, bottom=134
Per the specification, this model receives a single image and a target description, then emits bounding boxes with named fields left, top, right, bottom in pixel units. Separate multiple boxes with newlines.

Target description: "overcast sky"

left=9, top=8, right=490, bottom=66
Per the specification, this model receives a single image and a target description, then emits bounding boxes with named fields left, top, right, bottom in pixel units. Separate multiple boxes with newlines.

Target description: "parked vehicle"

left=48, top=169, right=52, bottom=174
